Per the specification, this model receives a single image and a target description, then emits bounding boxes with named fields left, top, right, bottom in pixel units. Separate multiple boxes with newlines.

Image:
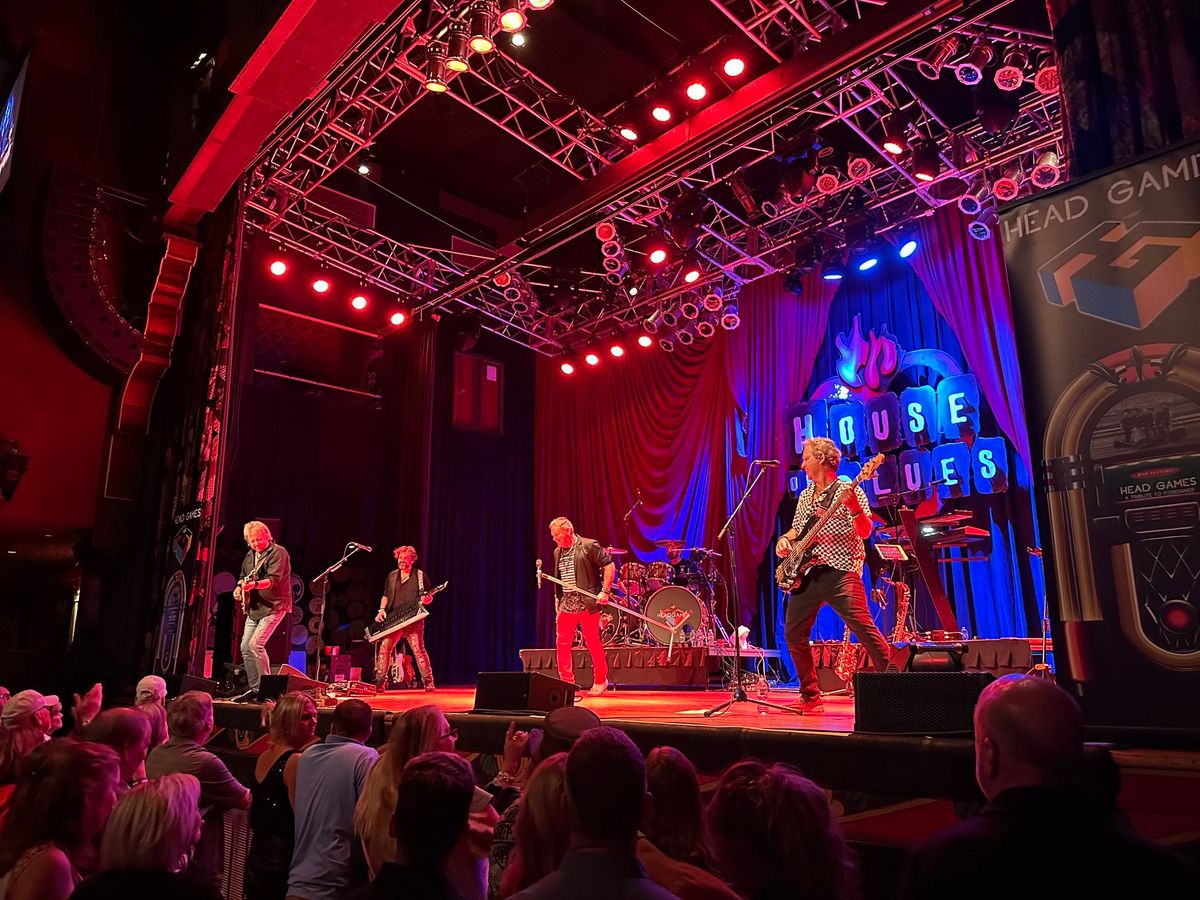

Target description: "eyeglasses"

left=440, top=728, right=459, bottom=741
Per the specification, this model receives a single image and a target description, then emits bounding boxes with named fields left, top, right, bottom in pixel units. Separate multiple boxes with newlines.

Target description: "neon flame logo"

left=835, top=315, right=900, bottom=391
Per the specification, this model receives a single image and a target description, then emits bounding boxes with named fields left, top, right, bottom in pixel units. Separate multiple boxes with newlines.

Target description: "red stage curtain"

left=532, top=272, right=836, bottom=644
left=912, top=205, right=1033, bottom=468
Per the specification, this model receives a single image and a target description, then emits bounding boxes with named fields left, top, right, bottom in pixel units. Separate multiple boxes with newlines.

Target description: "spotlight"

left=498, top=0, right=526, bottom=32
left=637, top=334, right=653, bottom=348
left=696, top=314, right=717, bottom=339
left=648, top=246, right=669, bottom=266
left=356, top=156, right=372, bottom=176
left=995, top=46, right=1029, bottom=91
left=595, top=221, right=618, bottom=242
left=312, top=277, right=331, bottom=294
left=351, top=294, right=368, bottom=310
left=702, top=287, right=723, bottom=312
left=511, top=31, right=526, bottom=47
left=628, top=286, right=638, bottom=296
left=780, top=163, right=815, bottom=199
left=682, top=260, right=702, bottom=284
left=976, top=92, right=1020, bottom=137
left=815, top=166, right=841, bottom=195
left=917, top=36, right=960, bottom=80
left=993, top=164, right=1024, bottom=202
left=676, top=326, right=696, bottom=346
left=446, top=20, right=471, bottom=72
left=658, top=336, right=676, bottom=352
left=424, top=42, right=449, bottom=93
left=729, top=174, right=757, bottom=218
left=469, top=1, right=496, bottom=53
left=793, top=239, right=818, bottom=273
left=958, top=174, right=991, bottom=214
left=269, top=259, right=287, bottom=276
left=680, top=298, right=701, bottom=320
left=722, top=56, right=746, bottom=77
left=661, top=308, right=681, bottom=329
left=881, top=113, right=909, bottom=156
left=601, top=241, right=623, bottom=259
left=846, top=155, right=872, bottom=180
left=822, top=265, right=845, bottom=282
left=857, top=255, right=879, bottom=272
left=968, top=207, right=998, bottom=241
left=911, top=142, right=941, bottom=183
left=898, top=238, right=918, bottom=259
left=618, top=125, right=638, bottom=141
left=719, top=303, right=741, bottom=330
left=560, top=361, right=575, bottom=375
left=1031, top=150, right=1062, bottom=188
left=493, top=271, right=513, bottom=288
left=584, top=352, right=601, bottom=366
left=610, top=344, right=625, bottom=358
left=1034, top=55, right=1059, bottom=94
left=503, top=284, right=524, bottom=302
left=956, top=39, right=994, bottom=86
left=845, top=214, right=872, bottom=256
left=651, top=105, right=672, bottom=123
left=686, top=81, right=707, bottom=101
left=390, top=311, right=407, bottom=326
left=528, top=0, right=553, bottom=7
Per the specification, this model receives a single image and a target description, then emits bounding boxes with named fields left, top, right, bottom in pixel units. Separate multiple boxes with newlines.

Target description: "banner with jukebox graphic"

left=1002, top=140, right=1200, bottom=729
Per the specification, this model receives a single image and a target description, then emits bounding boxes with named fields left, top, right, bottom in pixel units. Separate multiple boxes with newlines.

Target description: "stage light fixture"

left=351, top=294, right=368, bottom=310
left=911, top=142, right=941, bottom=182
left=1030, top=150, right=1062, bottom=188
left=696, top=313, right=717, bottom=340
left=648, top=246, right=668, bottom=265
left=661, top=308, right=681, bottom=329
left=958, top=174, right=991, bottom=215
left=815, top=166, right=841, bottom=195
left=881, top=113, right=909, bottom=156
left=528, top=0, right=552, bottom=8
left=844, top=214, right=872, bottom=256
left=917, top=35, right=960, bottom=80
left=560, top=361, right=575, bottom=375
left=390, top=311, right=407, bottom=326
left=628, top=286, right=638, bottom=297
left=995, top=46, right=1029, bottom=91
left=469, top=1, right=497, bottom=53
left=793, top=239, right=818, bottom=273
left=993, top=164, right=1024, bottom=202
left=686, top=81, right=707, bottom=101
left=498, top=0, right=526, bottom=32
left=728, top=174, right=757, bottom=218
left=719, top=302, right=741, bottom=331
left=968, top=207, right=998, bottom=241
left=780, top=163, right=815, bottom=200
left=584, top=351, right=601, bottom=366
left=637, top=334, right=654, bottom=348
left=424, top=41, right=449, bottom=92
left=680, top=297, right=701, bottom=320
left=702, top=286, right=724, bottom=312
left=977, top=92, right=1019, bottom=137
left=595, top=221, right=618, bottom=242
left=610, top=344, right=625, bottom=358
left=618, top=125, right=638, bottom=141
left=355, top=155, right=373, bottom=175
left=722, top=56, right=746, bottom=77
left=898, top=237, right=919, bottom=259
left=269, top=259, right=287, bottom=276
left=493, top=271, right=513, bottom=288
left=658, top=336, right=676, bottom=352
left=857, top=255, right=879, bottom=272
left=822, top=265, right=845, bottom=282
left=956, top=39, right=994, bottom=85
left=651, top=105, right=672, bottom=123
left=682, top=262, right=702, bottom=285
left=312, top=277, right=331, bottom=294
left=676, top=325, right=696, bottom=346
left=601, top=240, right=623, bottom=259
left=1033, top=54, right=1059, bottom=94
left=511, top=31, right=526, bottom=47
left=446, top=20, right=471, bottom=72
left=846, top=155, right=872, bottom=180
left=760, top=194, right=785, bottom=219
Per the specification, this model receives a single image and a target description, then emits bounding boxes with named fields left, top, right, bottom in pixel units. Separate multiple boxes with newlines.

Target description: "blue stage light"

left=822, top=265, right=845, bottom=281
left=857, top=256, right=879, bottom=272
left=899, top=238, right=918, bottom=258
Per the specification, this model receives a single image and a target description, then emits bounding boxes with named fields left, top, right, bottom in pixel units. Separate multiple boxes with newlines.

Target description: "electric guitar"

left=235, top=557, right=268, bottom=614
left=774, top=453, right=885, bottom=591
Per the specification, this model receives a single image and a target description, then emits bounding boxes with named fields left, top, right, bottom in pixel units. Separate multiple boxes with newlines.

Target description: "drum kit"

left=598, top=540, right=727, bottom=648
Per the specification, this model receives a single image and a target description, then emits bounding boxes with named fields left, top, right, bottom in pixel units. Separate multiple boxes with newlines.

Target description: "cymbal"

left=652, top=539, right=685, bottom=547
left=604, top=547, right=629, bottom=556
left=681, top=547, right=722, bottom=557
left=921, top=512, right=974, bottom=527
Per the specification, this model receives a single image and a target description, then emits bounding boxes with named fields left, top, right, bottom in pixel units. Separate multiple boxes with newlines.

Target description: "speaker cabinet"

left=473, top=672, right=577, bottom=714
left=257, top=665, right=327, bottom=701
left=853, top=671, right=994, bottom=734
left=163, top=675, right=220, bottom=698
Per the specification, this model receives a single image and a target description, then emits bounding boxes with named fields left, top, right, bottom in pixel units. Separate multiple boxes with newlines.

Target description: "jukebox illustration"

left=1044, top=344, right=1200, bottom=674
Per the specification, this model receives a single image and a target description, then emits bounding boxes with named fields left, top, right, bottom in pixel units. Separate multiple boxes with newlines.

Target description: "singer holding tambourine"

left=233, top=520, right=293, bottom=702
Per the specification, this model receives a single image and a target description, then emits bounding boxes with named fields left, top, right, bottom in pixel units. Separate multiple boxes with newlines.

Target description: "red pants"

left=555, top=609, right=608, bottom=686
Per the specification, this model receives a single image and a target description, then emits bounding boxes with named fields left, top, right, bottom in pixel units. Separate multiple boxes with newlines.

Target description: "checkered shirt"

left=789, top=481, right=871, bottom=577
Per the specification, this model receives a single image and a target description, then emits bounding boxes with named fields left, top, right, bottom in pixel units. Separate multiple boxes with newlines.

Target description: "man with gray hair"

left=549, top=517, right=616, bottom=696
left=234, top=519, right=292, bottom=702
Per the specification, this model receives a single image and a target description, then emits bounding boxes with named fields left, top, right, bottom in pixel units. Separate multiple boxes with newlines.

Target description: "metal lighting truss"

left=243, top=0, right=1062, bottom=355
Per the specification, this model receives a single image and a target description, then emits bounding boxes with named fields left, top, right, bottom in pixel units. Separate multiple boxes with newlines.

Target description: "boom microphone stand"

left=705, top=461, right=801, bottom=717
left=311, top=543, right=369, bottom=682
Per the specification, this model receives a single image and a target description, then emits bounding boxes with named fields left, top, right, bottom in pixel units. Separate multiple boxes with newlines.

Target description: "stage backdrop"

left=1002, top=139, right=1200, bottom=729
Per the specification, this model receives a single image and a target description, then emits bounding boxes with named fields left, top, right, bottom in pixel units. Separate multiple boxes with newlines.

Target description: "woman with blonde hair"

left=71, top=773, right=219, bottom=898
left=497, top=752, right=569, bottom=897
left=244, top=692, right=318, bottom=900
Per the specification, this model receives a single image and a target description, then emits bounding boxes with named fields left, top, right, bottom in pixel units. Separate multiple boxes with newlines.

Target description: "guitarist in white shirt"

left=373, top=545, right=438, bottom=691
left=775, top=438, right=892, bottom=712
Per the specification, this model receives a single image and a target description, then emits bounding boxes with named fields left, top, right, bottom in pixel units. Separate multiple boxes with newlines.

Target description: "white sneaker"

left=587, top=680, right=609, bottom=697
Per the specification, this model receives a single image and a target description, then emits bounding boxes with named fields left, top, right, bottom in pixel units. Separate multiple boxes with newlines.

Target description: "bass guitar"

left=775, top=453, right=885, bottom=591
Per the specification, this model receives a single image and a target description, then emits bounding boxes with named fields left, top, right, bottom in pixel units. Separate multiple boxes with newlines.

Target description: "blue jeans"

left=241, top=607, right=288, bottom=692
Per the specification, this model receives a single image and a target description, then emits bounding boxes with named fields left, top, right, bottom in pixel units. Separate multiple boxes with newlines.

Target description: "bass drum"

left=644, top=586, right=708, bottom=646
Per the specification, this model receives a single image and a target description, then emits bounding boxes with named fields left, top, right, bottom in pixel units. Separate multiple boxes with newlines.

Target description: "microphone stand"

left=311, top=544, right=366, bottom=683
left=705, top=464, right=800, bottom=717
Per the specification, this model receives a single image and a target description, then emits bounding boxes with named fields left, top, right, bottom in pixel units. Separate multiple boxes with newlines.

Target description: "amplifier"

left=854, top=671, right=994, bottom=734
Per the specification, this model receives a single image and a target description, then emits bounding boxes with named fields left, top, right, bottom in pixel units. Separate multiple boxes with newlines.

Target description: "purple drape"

left=912, top=205, right=1033, bottom=469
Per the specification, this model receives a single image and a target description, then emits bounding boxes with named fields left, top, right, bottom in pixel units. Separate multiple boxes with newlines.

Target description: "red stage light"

left=619, top=126, right=638, bottom=141
left=351, top=295, right=368, bottom=310
left=312, top=278, right=330, bottom=294
left=269, top=259, right=287, bottom=276
left=648, top=248, right=668, bottom=265
left=637, top=334, right=653, bottom=348
left=683, top=266, right=701, bottom=284
left=560, top=361, right=575, bottom=375
left=584, top=352, right=600, bottom=366
left=609, top=344, right=625, bottom=358
left=685, top=82, right=707, bottom=101
left=651, top=105, right=672, bottom=123
left=723, top=57, right=745, bottom=77
left=390, top=311, right=407, bottom=326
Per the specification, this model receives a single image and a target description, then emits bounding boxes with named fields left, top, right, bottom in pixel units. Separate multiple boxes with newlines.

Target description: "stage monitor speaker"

left=473, top=672, right=576, bottom=715
left=257, top=664, right=327, bottom=702
left=163, top=675, right=220, bottom=699
left=854, top=671, right=994, bottom=735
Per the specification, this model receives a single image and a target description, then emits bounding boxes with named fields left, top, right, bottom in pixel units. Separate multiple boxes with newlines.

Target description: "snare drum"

left=620, top=562, right=647, bottom=598
left=643, top=585, right=708, bottom=646
left=644, top=561, right=673, bottom=593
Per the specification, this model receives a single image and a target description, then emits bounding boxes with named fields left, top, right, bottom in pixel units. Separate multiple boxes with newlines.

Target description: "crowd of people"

left=0, top=674, right=1194, bottom=900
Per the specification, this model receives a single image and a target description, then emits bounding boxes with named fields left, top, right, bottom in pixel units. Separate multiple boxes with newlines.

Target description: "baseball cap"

left=1, top=689, right=59, bottom=727
left=529, top=705, right=602, bottom=761
left=136, top=675, right=168, bottom=704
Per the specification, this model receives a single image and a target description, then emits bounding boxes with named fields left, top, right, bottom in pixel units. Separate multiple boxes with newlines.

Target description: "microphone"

left=535, top=559, right=543, bottom=587
left=754, top=459, right=780, bottom=467
left=623, top=490, right=644, bottom=523
left=349, top=542, right=374, bottom=553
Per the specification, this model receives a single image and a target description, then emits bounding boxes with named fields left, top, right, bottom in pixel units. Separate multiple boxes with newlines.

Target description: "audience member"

left=146, top=691, right=251, bottom=887
left=642, top=747, right=708, bottom=868
left=510, top=726, right=679, bottom=899
left=287, top=699, right=379, bottom=900
left=0, top=691, right=55, bottom=815
left=706, top=759, right=855, bottom=900
left=348, top=751, right=478, bottom=900
left=0, top=740, right=121, bottom=900
left=498, top=753, right=569, bottom=897
left=135, top=675, right=169, bottom=747
left=65, top=684, right=104, bottom=736
left=244, top=693, right=319, bottom=900
left=904, top=675, right=1196, bottom=900
left=70, top=773, right=220, bottom=900
left=0, top=686, right=10, bottom=711
left=82, top=708, right=153, bottom=792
